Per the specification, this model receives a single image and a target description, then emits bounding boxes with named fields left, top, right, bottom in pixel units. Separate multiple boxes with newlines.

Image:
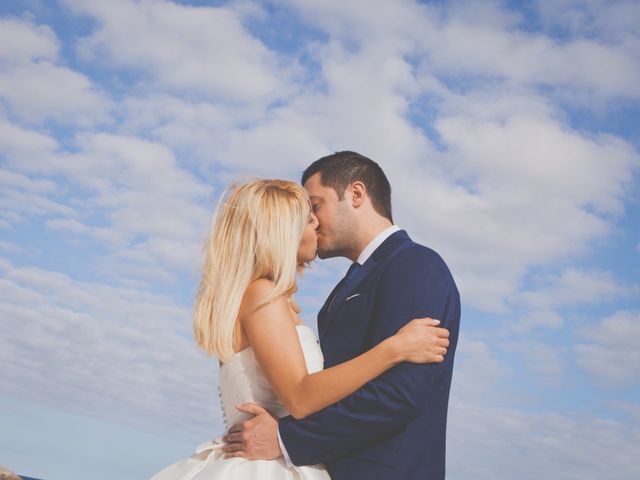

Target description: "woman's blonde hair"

left=194, top=179, right=310, bottom=360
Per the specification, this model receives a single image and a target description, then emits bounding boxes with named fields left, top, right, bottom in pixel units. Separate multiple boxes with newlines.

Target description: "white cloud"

left=0, top=168, right=76, bottom=227
left=436, top=112, right=634, bottom=216
left=0, top=121, right=67, bottom=229
left=394, top=87, right=638, bottom=311
left=119, top=94, right=245, bottom=165
left=0, top=17, right=58, bottom=64
left=448, top=401, right=640, bottom=480
left=426, top=20, right=640, bottom=99
left=0, top=61, right=111, bottom=125
left=65, top=0, right=287, bottom=103
left=161, top=0, right=640, bottom=314
left=450, top=323, right=637, bottom=478
left=523, top=268, right=640, bottom=305
left=285, top=0, right=640, bottom=99
left=58, top=133, right=213, bottom=272
left=45, top=218, right=124, bottom=247
left=0, top=240, right=22, bottom=254
left=20, top=0, right=630, bottom=312
left=506, top=339, right=568, bottom=385
left=519, top=268, right=638, bottom=310
left=512, top=310, right=564, bottom=334
left=0, top=4, right=637, bottom=477
left=575, top=310, right=640, bottom=386
left=450, top=334, right=513, bottom=402
left=610, top=400, right=640, bottom=422
left=1, top=121, right=214, bottom=279
left=0, top=258, right=221, bottom=438
left=115, top=33, right=429, bottom=176
left=510, top=268, right=638, bottom=333
left=0, top=168, right=56, bottom=193
left=535, top=0, right=640, bottom=42
left=0, top=117, right=57, bottom=165
left=117, top=93, right=327, bottom=176
left=0, top=18, right=111, bottom=125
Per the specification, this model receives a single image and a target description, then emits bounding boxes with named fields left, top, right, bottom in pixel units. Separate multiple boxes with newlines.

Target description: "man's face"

left=303, top=172, right=354, bottom=259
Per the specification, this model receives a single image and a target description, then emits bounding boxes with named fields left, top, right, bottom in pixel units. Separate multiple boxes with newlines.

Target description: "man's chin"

left=317, top=247, right=337, bottom=260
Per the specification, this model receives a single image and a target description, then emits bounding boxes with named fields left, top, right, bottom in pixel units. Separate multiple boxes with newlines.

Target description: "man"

left=223, top=151, right=460, bottom=479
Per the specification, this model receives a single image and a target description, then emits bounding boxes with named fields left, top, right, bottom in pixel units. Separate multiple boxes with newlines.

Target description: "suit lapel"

left=326, top=263, right=370, bottom=317
left=318, top=230, right=411, bottom=343
left=318, top=279, right=345, bottom=324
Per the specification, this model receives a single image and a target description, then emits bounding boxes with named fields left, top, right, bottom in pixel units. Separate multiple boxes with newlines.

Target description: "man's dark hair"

left=302, top=151, right=393, bottom=222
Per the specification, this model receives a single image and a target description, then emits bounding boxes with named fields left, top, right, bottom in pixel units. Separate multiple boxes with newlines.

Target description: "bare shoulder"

left=240, top=278, right=282, bottom=315
left=244, top=278, right=277, bottom=298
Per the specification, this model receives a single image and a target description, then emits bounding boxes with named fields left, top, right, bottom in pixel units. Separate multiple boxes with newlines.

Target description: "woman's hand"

left=392, top=318, right=450, bottom=363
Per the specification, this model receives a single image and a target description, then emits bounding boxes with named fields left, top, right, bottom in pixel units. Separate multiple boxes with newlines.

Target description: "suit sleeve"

left=278, top=247, right=461, bottom=465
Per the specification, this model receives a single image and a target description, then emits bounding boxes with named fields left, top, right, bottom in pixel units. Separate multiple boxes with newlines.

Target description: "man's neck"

left=348, top=218, right=394, bottom=262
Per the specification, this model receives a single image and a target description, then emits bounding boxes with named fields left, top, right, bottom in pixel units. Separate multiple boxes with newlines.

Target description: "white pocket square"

left=344, top=293, right=361, bottom=302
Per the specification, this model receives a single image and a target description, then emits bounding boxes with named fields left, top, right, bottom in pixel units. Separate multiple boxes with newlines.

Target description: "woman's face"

left=297, top=211, right=319, bottom=264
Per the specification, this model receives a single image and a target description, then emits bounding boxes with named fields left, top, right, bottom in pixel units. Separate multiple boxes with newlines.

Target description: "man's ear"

left=349, top=181, right=367, bottom=208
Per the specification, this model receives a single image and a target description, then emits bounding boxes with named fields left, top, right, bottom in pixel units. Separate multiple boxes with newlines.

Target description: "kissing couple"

left=151, top=151, right=460, bottom=480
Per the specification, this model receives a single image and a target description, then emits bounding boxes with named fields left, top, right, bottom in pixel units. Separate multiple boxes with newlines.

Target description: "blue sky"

left=0, top=1, right=638, bottom=479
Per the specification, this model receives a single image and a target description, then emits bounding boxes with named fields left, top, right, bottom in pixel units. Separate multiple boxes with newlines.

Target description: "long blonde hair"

left=194, top=179, right=310, bottom=360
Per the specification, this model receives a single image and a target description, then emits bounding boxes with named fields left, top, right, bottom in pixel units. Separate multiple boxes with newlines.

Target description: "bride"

left=150, top=179, right=449, bottom=479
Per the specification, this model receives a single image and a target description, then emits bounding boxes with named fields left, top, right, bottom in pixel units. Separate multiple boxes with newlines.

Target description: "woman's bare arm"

left=239, top=279, right=449, bottom=420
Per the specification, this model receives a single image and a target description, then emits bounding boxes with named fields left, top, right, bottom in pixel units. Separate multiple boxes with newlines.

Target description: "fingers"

left=235, top=402, right=267, bottom=416
left=407, top=349, right=447, bottom=364
left=413, top=317, right=440, bottom=326
left=423, top=343, right=447, bottom=360
left=419, top=352, right=445, bottom=363
left=434, top=327, right=449, bottom=338
left=411, top=319, right=449, bottom=338
left=222, top=440, right=248, bottom=459
left=222, top=430, right=250, bottom=459
left=221, top=433, right=248, bottom=459
left=222, top=441, right=245, bottom=454
left=226, top=423, right=242, bottom=434
left=222, top=432, right=243, bottom=444
left=433, top=344, right=448, bottom=354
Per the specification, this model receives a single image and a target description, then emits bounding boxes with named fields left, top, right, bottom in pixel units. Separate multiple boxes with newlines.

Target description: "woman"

left=151, top=179, right=449, bottom=479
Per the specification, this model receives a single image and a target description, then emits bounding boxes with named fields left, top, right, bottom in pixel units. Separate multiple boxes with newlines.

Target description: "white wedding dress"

left=150, top=325, right=331, bottom=480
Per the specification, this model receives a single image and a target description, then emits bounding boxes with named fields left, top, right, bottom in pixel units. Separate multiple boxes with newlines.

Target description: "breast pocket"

left=323, top=293, right=370, bottom=353
left=337, top=291, right=367, bottom=314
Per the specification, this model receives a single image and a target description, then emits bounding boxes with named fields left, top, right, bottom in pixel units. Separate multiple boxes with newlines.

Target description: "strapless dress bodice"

left=150, top=324, right=331, bottom=480
left=217, top=325, right=324, bottom=427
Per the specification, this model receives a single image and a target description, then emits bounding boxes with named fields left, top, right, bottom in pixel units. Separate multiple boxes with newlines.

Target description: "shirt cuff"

left=277, top=425, right=294, bottom=468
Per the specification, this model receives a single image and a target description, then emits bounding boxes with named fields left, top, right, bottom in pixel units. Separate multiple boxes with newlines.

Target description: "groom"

left=223, top=151, right=460, bottom=479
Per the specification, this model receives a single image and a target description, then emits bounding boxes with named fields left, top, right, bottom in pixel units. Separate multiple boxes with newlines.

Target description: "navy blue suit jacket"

left=279, top=230, right=461, bottom=480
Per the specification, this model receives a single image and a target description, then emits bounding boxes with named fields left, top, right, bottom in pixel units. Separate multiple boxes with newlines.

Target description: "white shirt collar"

left=356, top=225, right=401, bottom=265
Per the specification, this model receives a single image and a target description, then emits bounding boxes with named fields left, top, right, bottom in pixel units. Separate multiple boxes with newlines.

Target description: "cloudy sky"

left=0, top=0, right=639, bottom=478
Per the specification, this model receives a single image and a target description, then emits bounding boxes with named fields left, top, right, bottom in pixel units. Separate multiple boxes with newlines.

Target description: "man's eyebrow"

left=308, top=195, right=322, bottom=201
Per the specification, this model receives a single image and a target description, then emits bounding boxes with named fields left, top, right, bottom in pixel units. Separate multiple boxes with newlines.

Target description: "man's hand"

left=221, top=403, right=283, bottom=460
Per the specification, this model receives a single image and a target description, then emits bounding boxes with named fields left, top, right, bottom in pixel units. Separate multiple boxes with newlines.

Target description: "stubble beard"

left=317, top=205, right=356, bottom=260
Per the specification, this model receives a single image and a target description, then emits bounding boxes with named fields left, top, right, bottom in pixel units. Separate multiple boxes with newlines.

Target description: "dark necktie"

left=345, top=262, right=362, bottom=282
left=328, top=262, right=361, bottom=311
